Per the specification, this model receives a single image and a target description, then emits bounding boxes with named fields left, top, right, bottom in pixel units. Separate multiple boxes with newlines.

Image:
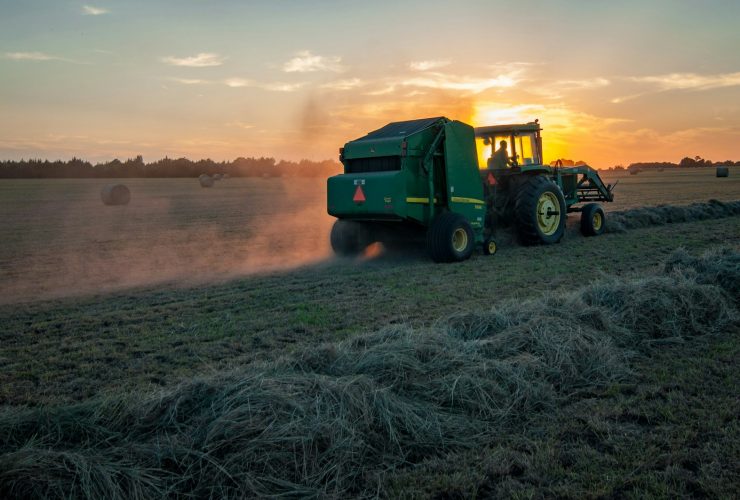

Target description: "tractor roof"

left=474, top=122, right=541, bottom=137
left=353, top=116, right=447, bottom=142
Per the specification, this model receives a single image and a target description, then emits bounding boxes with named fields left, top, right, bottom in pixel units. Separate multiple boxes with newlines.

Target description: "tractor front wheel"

left=330, top=219, right=368, bottom=256
left=580, top=203, right=606, bottom=236
left=426, top=212, right=475, bottom=263
left=514, top=176, right=567, bottom=245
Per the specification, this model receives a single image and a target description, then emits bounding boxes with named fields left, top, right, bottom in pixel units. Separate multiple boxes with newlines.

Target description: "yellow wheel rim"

left=452, top=228, right=468, bottom=252
left=536, top=192, right=561, bottom=236
left=592, top=212, right=603, bottom=231
left=488, top=241, right=497, bottom=254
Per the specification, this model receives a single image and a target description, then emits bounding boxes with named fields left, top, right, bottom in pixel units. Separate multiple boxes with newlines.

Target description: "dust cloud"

left=0, top=178, right=335, bottom=304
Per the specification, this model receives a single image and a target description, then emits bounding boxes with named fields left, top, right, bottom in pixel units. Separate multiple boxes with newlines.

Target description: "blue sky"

left=1, top=0, right=739, bottom=165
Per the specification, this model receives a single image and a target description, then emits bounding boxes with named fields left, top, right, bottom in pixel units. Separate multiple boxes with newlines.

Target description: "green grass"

left=2, top=216, right=739, bottom=406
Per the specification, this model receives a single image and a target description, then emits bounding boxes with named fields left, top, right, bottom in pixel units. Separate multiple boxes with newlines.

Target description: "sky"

left=1, top=0, right=739, bottom=167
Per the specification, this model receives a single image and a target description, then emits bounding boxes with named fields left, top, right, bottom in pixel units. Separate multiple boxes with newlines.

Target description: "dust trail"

left=0, top=178, right=334, bottom=305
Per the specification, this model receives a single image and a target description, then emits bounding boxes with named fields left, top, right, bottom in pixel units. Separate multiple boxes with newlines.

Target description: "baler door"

left=443, top=121, right=486, bottom=230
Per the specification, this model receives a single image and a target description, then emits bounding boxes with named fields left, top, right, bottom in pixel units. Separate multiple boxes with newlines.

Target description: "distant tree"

left=679, top=157, right=697, bottom=168
left=0, top=155, right=341, bottom=179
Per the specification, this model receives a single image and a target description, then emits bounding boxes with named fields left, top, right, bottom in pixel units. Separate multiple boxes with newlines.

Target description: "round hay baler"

left=100, top=184, right=131, bottom=205
left=199, top=174, right=214, bottom=188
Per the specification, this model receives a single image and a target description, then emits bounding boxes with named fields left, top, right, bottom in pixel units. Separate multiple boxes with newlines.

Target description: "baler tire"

left=514, top=175, right=567, bottom=245
left=580, top=203, right=606, bottom=236
left=483, top=237, right=498, bottom=256
left=426, top=212, right=475, bottom=263
left=330, top=219, right=367, bottom=256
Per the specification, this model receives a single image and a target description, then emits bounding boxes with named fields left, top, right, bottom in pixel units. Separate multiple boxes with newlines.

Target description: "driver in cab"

left=489, top=140, right=515, bottom=169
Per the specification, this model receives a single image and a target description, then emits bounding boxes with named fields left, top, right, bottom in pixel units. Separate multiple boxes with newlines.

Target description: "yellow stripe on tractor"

left=451, top=196, right=485, bottom=205
left=406, top=197, right=437, bottom=204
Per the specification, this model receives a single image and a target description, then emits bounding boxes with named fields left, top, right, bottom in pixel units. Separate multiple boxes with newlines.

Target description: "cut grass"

left=1, top=215, right=739, bottom=407
left=0, top=247, right=737, bottom=498
left=384, top=331, right=740, bottom=498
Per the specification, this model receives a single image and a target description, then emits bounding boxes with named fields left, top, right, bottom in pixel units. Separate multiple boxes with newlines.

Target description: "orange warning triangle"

left=353, top=185, right=366, bottom=202
left=487, top=172, right=496, bottom=185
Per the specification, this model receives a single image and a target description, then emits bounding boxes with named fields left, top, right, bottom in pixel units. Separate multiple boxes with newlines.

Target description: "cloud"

left=5, top=51, right=60, bottom=61
left=530, top=77, right=611, bottom=100
left=409, top=60, right=451, bottom=71
left=283, top=50, right=344, bottom=73
left=364, top=85, right=397, bottom=96
left=320, top=78, right=364, bottom=90
left=222, top=78, right=304, bottom=92
left=630, top=72, right=740, bottom=91
left=612, top=72, right=740, bottom=103
left=223, top=77, right=252, bottom=88
left=170, top=78, right=212, bottom=85
left=161, top=53, right=225, bottom=67
left=3, top=51, right=85, bottom=64
left=82, top=5, right=108, bottom=15
left=552, top=77, right=610, bottom=90
left=398, top=71, right=521, bottom=93
left=226, top=121, right=255, bottom=130
left=261, top=82, right=305, bottom=92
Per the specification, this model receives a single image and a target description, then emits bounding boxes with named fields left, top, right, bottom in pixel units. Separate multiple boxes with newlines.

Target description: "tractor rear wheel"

left=426, top=212, right=475, bottom=263
left=330, top=219, right=368, bottom=256
left=580, top=203, right=605, bottom=236
left=514, top=175, right=566, bottom=245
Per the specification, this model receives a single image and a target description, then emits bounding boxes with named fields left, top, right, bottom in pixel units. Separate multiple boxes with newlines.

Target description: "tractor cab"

left=474, top=121, right=543, bottom=170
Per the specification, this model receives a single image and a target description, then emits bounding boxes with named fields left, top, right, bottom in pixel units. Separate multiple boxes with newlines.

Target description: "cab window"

left=475, top=135, right=513, bottom=169
left=515, top=133, right=540, bottom=165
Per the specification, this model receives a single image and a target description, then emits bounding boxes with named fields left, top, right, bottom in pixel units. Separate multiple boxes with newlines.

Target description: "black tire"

left=580, top=203, right=606, bottom=236
left=514, top=176, right=567, bottom=245
left=330, top=219, right=368, bottom=256
left=483, top=237, right=497, bottom=256
left=426, top=212, right=475, bottom=263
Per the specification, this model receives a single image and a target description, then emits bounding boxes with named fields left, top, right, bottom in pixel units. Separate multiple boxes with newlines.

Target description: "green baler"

left=327, top=117, right=614, bottom=262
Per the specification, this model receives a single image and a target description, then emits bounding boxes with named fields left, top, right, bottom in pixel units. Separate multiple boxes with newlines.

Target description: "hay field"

left=0, top=177, right=334, bottom=303
left=0, top=169, right=737, bottom=304
left=1, top=168, right=739, bottom=498
left=598, top=167, right=740, bottom=210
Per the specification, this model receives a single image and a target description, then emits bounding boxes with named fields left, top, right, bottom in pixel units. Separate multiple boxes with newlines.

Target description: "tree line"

left=0, top=156, right=342, bottom=179
left=605, top=156, right=740, bottom=172
left=1, top=154, right=736, bottom=178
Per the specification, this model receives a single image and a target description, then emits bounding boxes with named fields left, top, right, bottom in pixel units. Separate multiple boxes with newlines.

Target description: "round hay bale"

left=716, top=166, right=729, bottom=177
left=100, top=184, right=131, bottom=206
left=629, top=169, right=640, bottom=175
left=212, top=173, right=223, bottom=180
left=199, top=175, right=214, bottom=188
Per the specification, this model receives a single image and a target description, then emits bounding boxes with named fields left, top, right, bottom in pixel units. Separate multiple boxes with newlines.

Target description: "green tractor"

left=327, top=117, right=614, bottom=262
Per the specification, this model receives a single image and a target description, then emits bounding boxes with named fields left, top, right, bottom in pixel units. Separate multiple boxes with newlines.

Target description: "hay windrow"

left=1, top=247, right=738, bottom=498
left=604, top=199, right=740, bottom=233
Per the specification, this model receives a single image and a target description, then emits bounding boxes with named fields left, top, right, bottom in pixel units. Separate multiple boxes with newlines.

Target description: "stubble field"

left=0, top=167, right=738, bottom=498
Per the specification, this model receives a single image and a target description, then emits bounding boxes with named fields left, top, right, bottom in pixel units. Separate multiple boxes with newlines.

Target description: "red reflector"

left=353, top=185, right=366, bottom=203
left=487, top=172, right=496, bottom=186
